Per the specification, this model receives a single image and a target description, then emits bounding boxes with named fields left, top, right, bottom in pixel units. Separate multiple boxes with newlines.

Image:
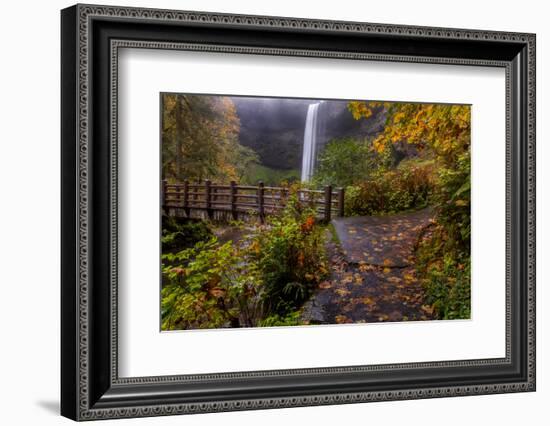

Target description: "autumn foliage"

left=161, top=189, right=328, bottom=329
left=348, top=101, right=471, bottom=319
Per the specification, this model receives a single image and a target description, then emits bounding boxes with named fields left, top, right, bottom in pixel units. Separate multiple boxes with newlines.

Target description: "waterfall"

left=301, top=102, right=321, bottom=182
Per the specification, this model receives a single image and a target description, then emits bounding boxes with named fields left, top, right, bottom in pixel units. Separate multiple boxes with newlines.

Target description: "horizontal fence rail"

left=162, top=179, right=345, bottom=223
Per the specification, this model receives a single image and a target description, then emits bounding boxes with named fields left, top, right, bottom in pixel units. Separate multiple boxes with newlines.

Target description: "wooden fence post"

left=193, top=179, right=199, bottom=206
left=337, top=187, right=345, bottom=217
left=324, top=185, right=332, bottom=222
left=161, top=179, right=167, bottom=216
left=258, top=181, right=265, bottom=223
left=230, top=181, right=238, bottom=221
left=183, top=179, right=190, bottom=217
left=205, top=179, right=213, bottom=220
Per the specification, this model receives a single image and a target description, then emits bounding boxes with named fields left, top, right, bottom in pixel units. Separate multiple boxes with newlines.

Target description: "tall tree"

left=162, top=94, right=257, bottom=183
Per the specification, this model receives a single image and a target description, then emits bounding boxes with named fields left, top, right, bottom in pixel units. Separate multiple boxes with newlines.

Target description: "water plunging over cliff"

left=301, top=102, right=321, bottom=182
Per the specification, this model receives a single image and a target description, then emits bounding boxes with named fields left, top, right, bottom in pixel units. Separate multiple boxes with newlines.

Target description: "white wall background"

left=0, top=0, right=547, bottom=424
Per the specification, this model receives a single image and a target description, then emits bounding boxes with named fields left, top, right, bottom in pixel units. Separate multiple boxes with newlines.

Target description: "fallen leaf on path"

left=335, top=315, right=350, bottom=324
left=421, top=305, right=435, bottom=315
left=318, top=281, right=332, bottom=289
left=335, top=288, right=351, bottom=297
left=360, top=297, right=375, bottom=305
left=359, top=263, right=373, bottom=272
left=341, top=273, right=354, bottom=284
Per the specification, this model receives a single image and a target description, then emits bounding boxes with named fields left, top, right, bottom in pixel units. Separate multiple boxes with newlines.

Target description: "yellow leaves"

left=348, top=101, right=373, bottom=120
left=358, top=261, right=374, bottom=273
left=353, top=102, right=471, bottom=168
left=249, top=240, right=260, bottom=255
left=342, top=273, right=354, bottom=284
left=383, top=267, right=391, bottom=274
left=335, top=288, right=351, bottom=297
left=403, top=272, right=416, bottom=283
left=382, top=258, right=392, bottom=267
left=421, top=305, right=435, bottom=315
left=393, top=111, right=406, bottom=123
left=454, top=199, right=468, bottom=207
left=360, top=297, right=375, bottom=305
left=373, top=138, right=387, bottom=154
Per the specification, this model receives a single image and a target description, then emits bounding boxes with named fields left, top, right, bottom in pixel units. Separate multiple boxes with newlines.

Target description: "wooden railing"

left=161, top=179, right=345, bottom=222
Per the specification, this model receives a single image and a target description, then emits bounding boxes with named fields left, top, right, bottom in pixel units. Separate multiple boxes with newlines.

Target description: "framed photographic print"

left=61, top=4, right=536, bottom=421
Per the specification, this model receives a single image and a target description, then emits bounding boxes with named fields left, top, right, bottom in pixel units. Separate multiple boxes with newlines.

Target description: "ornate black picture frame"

left=61, top=4, right=536, bottom=421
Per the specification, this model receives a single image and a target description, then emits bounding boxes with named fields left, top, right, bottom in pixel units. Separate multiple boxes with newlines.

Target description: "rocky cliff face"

left=231, top=97, right=386, bottom=170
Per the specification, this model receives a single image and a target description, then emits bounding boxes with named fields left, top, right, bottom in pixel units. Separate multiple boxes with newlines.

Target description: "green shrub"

left=434, top=151, right=471, bottom=250
left=344, top=163, right=435, bottom=216
left=161, top=216, right=213, bottom=251
left=251, top=191, right=328, bottom=316
left=413, top=151, right=470, bottom=320
left=313, top=138, right=374, bottom=187
left=161, top=238, right=264, bottom=330
left=257, top=311, right=303, bottom=327
left=415, top=224, right=470, bottom=320
left=161, top=189, right=328, bottom=330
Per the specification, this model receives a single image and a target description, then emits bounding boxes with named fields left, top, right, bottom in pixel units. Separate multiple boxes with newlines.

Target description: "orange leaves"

left=297, top=251, right=305, bottom=267
left=421, top=305, right=435, bottom=315
left=300, top=216, right=316, bottom=234
left=208, top=287, right=226, bottom=298
left=335, top=315, right=352, bottom=324
left=172, top=267, right=186, bottom=276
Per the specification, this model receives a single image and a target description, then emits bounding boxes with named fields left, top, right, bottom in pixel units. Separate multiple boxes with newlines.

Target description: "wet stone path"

left=301, top=208, right=436, bottom=325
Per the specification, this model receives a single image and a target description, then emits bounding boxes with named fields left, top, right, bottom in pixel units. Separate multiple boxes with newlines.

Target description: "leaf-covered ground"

left=302, top=208, right=436, bottom=324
